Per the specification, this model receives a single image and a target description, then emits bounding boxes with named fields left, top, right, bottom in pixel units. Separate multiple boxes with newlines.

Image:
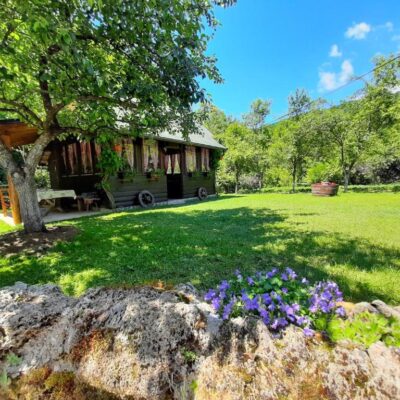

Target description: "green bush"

left=306, top=163, right=333, bottom=184
left=260, top=186, right=311, bottom=194
left=34, top=168, right=51, bottom=189
left=346, top=184, right=400, bottom=193
left=327, top=312, right=400, bottom=348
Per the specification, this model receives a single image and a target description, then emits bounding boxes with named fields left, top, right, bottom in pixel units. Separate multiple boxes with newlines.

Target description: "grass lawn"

left=1, top=193, right=399, bottom=303
left=0, top=220, right=14, bottom=235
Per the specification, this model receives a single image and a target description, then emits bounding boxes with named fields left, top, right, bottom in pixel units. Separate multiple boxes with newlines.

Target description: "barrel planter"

left=311, top=182, right=339, bottom=196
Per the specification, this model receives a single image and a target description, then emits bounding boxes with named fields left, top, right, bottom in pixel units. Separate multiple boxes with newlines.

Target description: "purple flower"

left=235, top=269, right=243, bottom=281
left=285, top=267, right=297, bottom=280
left=309, top=281, right=343, bottom=314
left=274, top=294, right=282, bottom=302
left=271, top=317, right=288, bottom=330
left=266, top=268, right=278, bottom=278
left=212, top=297, right=221, bottom=311
left=222, top=298, right=235, bottom=320
left=242, top=293, right=259, bottom=311
left=247, top=277, right=255, bottom=286
left=259, top=308, right=270, bottom=324
left=282, top=287, right=288, bottom=294
left=283, top=305, right=295, bottom=316
left=219, top=280, right=230, bottom=291
left=335, top=306, right=346, bottom=317
left=204, top=289, right=217, bottom=302
left=296, top=316, right=309, bottom=326
left=281, top=272, right=288, bottom=281
left=303, top=327, right=315, bottom=337
left=292, top=303, right=300, bottom=313
left=261, top=293, right=272, bottom=305
left=301, top=277, right=309, bottom=285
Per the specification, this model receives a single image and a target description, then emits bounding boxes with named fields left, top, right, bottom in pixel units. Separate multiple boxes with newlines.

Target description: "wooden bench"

left=77, top=192, right=101, bottom=211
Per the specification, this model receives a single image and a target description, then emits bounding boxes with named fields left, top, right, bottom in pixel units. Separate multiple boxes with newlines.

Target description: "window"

left=143, top=139, right=159, bottom=171
left=185, top=146, right=197, bottom=172
left=61, top=141, right=100, bottom=176
left=201, top=148, right=210, bottom=172
left=122, top=138, right=135, bottom=170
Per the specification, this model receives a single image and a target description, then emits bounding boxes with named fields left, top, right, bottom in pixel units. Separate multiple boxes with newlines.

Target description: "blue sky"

left=202, top=0, right=400, bottom=121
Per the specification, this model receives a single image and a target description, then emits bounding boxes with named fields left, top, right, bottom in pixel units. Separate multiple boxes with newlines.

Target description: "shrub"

left=326, top=312, right=400, bottom=348
left=204, top=268, right=345, bottom=337
left=34, top=168, right=51, bottom=189
left=306, top=163, right=338, bottom=184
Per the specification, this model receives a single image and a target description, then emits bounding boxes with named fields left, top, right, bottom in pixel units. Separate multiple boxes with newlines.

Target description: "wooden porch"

left=0, top=183, right=21, bottom=225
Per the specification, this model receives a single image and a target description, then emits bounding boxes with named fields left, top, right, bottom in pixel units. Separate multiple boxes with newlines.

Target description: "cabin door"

left=167, top=174, right=183, bottom=199
left=165, top=150, right=183, bottom=199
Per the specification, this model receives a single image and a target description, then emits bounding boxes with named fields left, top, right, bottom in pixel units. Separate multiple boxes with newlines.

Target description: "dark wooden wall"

left=182, top=173, right=216, bottom=199
left=109, top=175, right=168, bottom=207
left=47, top=137, right=217, bottom=209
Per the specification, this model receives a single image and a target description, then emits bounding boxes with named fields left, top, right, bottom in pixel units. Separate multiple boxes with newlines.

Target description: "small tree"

left=317, top=102, right=373, bottom=191
left=285, top=89, right=315, bottom=192
left=219, top=122, right=255, bottom=193
left=242, top=99, right=271, bottom=188
left=0, top=0, right=234, bottom=232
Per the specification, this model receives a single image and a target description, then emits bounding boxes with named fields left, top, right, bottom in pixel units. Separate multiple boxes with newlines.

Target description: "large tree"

left=0, top=0, right=234, bottom=233
left=286, top=89, right=314, bottom=192
left=218, top=122, right=255, bottom=193
left=242, top=99, right=271, bottom=188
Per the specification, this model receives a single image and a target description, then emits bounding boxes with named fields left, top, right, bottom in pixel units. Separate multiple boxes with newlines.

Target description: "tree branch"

left=25, top=130, right=54, bottom=174
left=0, top=137, right=18, bottom=173
left=0, top=98, right=43, bottom=127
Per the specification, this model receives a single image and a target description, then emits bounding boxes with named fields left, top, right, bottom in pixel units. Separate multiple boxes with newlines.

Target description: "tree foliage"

left=0, top=0, right=235, bottom=232
left=205, top=56, right=400, bottom=193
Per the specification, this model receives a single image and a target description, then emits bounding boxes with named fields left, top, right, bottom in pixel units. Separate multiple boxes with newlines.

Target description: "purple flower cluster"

left=309, top=281, right=344, bottom=316
left=204, top=268, right=346, bottom=337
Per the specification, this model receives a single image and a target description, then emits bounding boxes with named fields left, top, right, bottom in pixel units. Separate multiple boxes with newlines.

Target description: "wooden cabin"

left=0, top=119, right=225, bottom=222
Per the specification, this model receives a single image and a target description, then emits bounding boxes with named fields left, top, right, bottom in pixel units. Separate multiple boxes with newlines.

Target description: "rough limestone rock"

left=371, top=300, right=400, bottom=320
left=0, top=283, right=399, bottom=400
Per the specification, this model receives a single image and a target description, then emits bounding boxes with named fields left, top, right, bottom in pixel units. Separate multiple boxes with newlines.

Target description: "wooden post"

left=7, top=175, right=22, bottom=225
left=0, top=186, right=7, bottom=217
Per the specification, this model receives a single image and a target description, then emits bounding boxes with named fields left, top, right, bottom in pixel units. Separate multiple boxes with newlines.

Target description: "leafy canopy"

left=0, top=0, right=235, bottom=138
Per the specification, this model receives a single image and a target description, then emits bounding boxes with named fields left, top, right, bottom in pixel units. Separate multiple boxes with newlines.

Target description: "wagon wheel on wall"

left=138, top=190, right=155, bottom=208
left=197, top=187, right=208, bottom=200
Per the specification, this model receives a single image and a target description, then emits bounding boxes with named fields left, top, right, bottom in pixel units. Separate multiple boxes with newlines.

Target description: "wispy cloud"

left=384, top=21, right=394, bottom=32
left=345, top=22, right=371, bottom=39
left=319, top=60, right=354, bottom=92
left=329, top=44, right=342, bottom=58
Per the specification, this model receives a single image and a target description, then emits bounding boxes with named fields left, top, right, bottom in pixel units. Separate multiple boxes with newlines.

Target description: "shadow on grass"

left=1, top=206, right=399, bottom=303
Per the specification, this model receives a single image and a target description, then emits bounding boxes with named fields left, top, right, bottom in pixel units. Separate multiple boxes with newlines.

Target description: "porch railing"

left=0, top=185, right=10, bottom=217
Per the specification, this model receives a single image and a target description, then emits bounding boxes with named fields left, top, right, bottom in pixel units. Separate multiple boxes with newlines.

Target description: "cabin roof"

left=148, top=125, right=226, bottom=150
left=0, top=119, right=225, bottom=150
left=0, top=119, right=38, bottom=147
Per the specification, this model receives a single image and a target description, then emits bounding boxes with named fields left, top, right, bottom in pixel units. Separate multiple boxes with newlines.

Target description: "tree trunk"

left=234, top=169, right=239, bottom=194
left=343, top=170, right=350, bottom=193
left=12, top=170, right=46, bottom=233
left=292, top=164, right=297, bottom=193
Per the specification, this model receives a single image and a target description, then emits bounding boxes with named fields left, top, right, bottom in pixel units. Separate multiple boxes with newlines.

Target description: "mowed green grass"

left=0, top=220, right=14, bottom=234
left=1, top=193, right=399, bottom=303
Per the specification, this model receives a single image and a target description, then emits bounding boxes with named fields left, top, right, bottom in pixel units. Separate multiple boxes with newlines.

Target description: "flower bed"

left=204, top=268, right=345, bottom=337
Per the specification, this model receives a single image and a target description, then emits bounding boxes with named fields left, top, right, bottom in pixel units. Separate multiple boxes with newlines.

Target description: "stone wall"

left=0, top=282, right=399, bottom=399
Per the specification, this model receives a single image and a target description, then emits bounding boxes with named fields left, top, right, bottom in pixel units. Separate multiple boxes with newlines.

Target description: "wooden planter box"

left=311, top=182, right=339, bottom=196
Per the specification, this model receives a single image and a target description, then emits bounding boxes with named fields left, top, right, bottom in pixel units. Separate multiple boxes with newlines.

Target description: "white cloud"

left=345, top=22, right=371, bottom=39
left=329, top=44, right=342, bottom=58
left=385, top=22, right=394, bottom=32
left=319, top=60, right=354, bottom=92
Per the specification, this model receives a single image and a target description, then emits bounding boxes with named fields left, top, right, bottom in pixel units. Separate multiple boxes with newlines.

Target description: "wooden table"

left=37, top=189, right=77, bottom=214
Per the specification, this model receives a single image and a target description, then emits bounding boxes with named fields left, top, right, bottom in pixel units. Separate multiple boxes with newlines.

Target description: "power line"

left=268, top=53, right=400, bottom=125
